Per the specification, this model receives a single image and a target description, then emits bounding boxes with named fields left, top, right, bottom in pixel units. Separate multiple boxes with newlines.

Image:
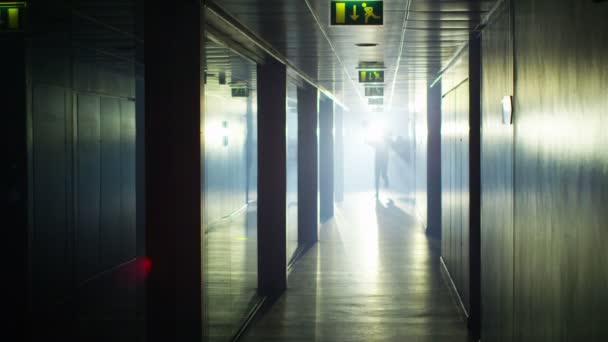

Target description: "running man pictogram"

left=362, top=3, right=381, bottom=23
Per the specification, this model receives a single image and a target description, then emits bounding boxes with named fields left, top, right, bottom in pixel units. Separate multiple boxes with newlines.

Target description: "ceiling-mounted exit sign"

left=331, top=1, right=383, bottom=26
left=365, top=86, right=384, bottom=97
left=359, top=70, right=384, bottom=83
left=0, top=2, right=26, bottom=31
left=231, top=88, right=249, bottom=97
left=369, top=98, right=383, bottom=105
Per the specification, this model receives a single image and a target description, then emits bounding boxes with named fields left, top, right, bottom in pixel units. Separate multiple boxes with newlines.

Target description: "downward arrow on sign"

left=350, top=5, right=360, bottom=20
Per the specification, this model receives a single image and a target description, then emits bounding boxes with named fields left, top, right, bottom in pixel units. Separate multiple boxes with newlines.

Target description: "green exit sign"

left=0, top=2, right=26, bottom=31
left=231, top=88, right=249, bottom=97
left=365, top=86, right=384, bottom=96
left=331, top=1, right=383, bottom=26
left=359, top=70, right=384, bottom=83
left=369, top=98, right=383, bottom=105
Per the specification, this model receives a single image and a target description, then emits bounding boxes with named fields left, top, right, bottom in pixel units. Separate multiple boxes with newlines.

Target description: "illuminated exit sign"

left=365, top=86, right=384, bottom=97
left=0, top=2, right=26, bottom=31
left=358, top=70, right=384, bottom=83
left=231, top=88, right=249, bottom=97
left=331, top=1, right=383, bottom=26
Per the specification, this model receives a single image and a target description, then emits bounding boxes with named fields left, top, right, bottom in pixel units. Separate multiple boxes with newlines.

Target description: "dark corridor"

left=10, top=0, right=608, bottom=341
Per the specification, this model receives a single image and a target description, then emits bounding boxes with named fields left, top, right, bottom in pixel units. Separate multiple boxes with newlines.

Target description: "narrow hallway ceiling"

left=209, top=0, right=497, bottom=111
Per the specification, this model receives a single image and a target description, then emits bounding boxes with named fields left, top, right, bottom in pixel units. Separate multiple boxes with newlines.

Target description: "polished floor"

left=205, top=205, right=259, bottom=341
left=242, top=192, right=473, bottom=342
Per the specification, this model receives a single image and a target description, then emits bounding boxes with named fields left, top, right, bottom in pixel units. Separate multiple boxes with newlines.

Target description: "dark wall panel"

left=76, top=94, right=101, bottom=282
left=28, top=2, right=142, bottom=339
left=100, top=97, right=122, bottom=268
left=319, top=96, right=334, bottom=222
left=3, top=33, right=28, bottom=337
left=427, top=82, right=442, bottom=237
left=480, top=1, right=514, bottom=341
left=32, top=85, right=71, bottom=305
left=120, top=100, right=137, bottom=263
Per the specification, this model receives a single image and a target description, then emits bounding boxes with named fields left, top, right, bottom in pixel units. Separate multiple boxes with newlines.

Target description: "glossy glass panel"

left=203, top=40, right=259, bottom=341
left=286, top=81, right=299, bottom=262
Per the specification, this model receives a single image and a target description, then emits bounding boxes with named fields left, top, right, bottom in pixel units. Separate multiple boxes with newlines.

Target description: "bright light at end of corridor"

left=365, top=120, right=385, bottom=143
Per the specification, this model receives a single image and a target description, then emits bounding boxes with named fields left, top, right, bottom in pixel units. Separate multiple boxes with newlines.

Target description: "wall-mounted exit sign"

left=331, top=1, right=383, bottom=26
left=359, top=70, right=384, bottom=83
left=0, top=2, right=26, bottom=31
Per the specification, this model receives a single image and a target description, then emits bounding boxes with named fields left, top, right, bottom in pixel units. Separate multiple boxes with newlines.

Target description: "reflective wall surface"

left=441, top=50, right=472, bottom=314
left=26, top=2, right=142, bottom=340
left=480, top=0, right=514, bottom=340
left=511, top=0, right=608, bottom=340
left=414, top=85, right=429, bottom=229
left=203, top=41, right=259, bottom=341
left=286, top=81, right=299, bottom=262
left=480, top=0, right=608, bottom=340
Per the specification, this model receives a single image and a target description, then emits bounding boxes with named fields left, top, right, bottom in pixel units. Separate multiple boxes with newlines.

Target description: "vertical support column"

left=427, top=80, right=442, bottom=239
left=319, top=96, right=334, bottom=222
left=297, top=84, right=318, bottom=245
left=334, top=105, right=344, bottom=203
left=4, top=31, right=26, bottom=341
left=145, top=2, right=202, bottom=341
left=257, top=58, right=287, bottom=296
left=468, top=33, right=482, bottom=340
left=134, top=1, right=147, bottom=336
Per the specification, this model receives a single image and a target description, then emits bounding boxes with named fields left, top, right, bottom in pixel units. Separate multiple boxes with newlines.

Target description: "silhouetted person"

left=373, top=133, right=390, bottom=197
left=392, top=135, right=411, bottom=164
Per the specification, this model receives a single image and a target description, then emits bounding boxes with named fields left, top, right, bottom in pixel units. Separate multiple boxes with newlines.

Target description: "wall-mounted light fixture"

left=501, top=95, right=513, bottom=125
left=204, top=120, right=231, bottom=148
left=222, top=121, right=229, bottom=147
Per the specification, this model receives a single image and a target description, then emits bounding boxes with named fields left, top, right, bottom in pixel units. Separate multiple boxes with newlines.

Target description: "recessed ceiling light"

left=355, top=43, right=378, bottom=47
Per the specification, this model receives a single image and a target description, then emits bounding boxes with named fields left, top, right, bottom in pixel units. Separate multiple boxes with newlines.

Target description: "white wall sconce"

left=502, top=95, right=513, bottom=125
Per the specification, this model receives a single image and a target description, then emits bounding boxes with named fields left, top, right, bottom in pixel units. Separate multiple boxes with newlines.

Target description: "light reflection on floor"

left=242, top=191, right=473, bottom=342
left=204, top=205, right=259, bottom=341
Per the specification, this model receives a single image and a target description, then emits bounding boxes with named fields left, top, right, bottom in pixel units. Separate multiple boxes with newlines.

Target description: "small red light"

left=143, top=257, right=152, bottom=274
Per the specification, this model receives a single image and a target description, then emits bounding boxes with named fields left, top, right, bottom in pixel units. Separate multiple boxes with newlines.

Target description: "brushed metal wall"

left=441, top=50, right=472, bottom=314
left=512, top=0, right=608, bottom=340
left=479, top=0, right=608, bottom=340
left=415, top=90, right=429, bottom=227
left=480, top=0, right=514, bottom=340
